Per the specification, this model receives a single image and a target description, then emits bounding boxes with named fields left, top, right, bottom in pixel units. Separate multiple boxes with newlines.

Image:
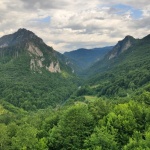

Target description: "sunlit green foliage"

left=0, top=96, right=150, bottom=150
left=0, top=31, right=150, bottom=149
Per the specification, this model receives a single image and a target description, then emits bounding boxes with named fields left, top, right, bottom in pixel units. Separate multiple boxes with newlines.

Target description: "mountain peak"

left=17, top=28, right=29, bottom=32
left=0, top=29, right=73, bottom=74
left=118, top=35, right=135, bottom=44
left=0, top=28, right=43, bottom=48
left=14, top=28, right=40, bottom=41
left=124, top=35, right=134, bottom=39
left=16, top=28, right=35, bottom=37
left=108, top=35, right=136, bottom=60
left=142, top=34, right=150, bottom=41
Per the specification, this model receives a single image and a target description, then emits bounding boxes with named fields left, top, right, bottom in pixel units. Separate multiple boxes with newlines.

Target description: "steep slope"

left=88, top=35, right=138, bottom=74
left=0, top=29, right=77, bottom=110
left=82, top=34, right=150, bottom=97
left=64, top=46, right=113, bottom=74
left=107, top=35, right=136, bottom=60
left=0, top=28, right=73, bottom=73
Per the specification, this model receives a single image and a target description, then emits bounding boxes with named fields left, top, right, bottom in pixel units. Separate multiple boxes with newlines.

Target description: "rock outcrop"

left=108, top=35, right=136, bottom=60
left=46, top=62, right=61, bottom=73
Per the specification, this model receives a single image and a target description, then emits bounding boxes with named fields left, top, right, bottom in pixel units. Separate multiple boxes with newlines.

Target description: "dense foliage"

left=64, top=47, right=113, bottom=74
left=0, top=29, right=78, bottom=110
left=0, top=52, right=77, bottom=110
left=79, top=35, right=150, bottom=98
left=1, top=94, right=150, bottom=150
left=0, top=30, right=150, bottom=149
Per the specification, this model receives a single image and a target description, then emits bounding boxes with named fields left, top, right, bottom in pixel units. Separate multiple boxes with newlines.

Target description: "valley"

left=0, top=29, right=150, bottom=150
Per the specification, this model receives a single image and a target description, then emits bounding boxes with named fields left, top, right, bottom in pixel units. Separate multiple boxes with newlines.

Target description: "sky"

left=0, top=0, right=150, bottom=53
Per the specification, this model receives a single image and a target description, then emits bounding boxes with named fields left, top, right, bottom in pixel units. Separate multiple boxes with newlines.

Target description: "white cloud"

left=100, top=0, right=150, bottom=9
left=0, top=0, right=150, bottom=52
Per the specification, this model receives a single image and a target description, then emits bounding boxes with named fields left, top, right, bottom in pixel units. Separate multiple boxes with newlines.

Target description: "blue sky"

left=0, top=0, right=149, bottom=52
left=39, top=16, right=51, bottom=23
left=32, top=16, right=51, bottom=23
left=113, top=4, right=143, bottom=19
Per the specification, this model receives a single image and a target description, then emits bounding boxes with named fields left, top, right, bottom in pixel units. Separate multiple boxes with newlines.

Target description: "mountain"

left=88, top=35, right=138, bottom=74
left=64, top=46, right=113, bottom=74
left=0, top=28, right=74, bottom=73
left=0, top=29, right=77, bottom=110
left=84, top=34, right=150, bottom=97
left=1, top=30, right=150, bottom=150
left=107, top=35, right=136, bottom=60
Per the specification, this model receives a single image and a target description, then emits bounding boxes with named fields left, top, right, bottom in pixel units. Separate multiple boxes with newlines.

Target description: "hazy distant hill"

left=64, top=46, right=113, bottom=74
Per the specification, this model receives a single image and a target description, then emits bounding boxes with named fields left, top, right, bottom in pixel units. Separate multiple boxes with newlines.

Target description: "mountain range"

left=87, top=34, right=149, bottom=74
left=0, top=28, right=150, bottom=110
left=64, top=46, right=113, bottom=73
left=85, top=33, right=150, bottom=97
left=0, top=28, right=150, bottom=150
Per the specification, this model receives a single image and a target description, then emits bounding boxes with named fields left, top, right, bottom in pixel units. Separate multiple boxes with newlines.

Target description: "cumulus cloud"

left=0, top=0, right=150, bottom=52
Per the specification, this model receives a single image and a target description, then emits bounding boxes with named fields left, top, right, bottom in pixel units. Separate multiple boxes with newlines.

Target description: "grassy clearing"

left=84, top=95, right=99, bottom=102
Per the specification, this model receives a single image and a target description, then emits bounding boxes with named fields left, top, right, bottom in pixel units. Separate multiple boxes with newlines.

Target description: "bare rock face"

left=28, top=43, right=43, bottom=57
left=28, top=43, right=43, bottom=72
left=121, top=39, right=132, bottom=52
left=27, top=43, right=61, bottom=73
left=0, top=43, right=8, bottom=48
left=109, top=53, right=117, bottom=60
left=46, top=62, right=61, bottom=73
left=108, top=35, right=136, bottom=60
left=30, top=59, right=43, bottom=72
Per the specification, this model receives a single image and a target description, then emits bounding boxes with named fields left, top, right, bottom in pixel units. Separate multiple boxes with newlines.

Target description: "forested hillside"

left=0, top=30, right=150, bottom=150
left=80, top=34, right=150, bottom=97
left=64, top=47, right=113, bottom=74
left=0, top=29, right=78, bottom=110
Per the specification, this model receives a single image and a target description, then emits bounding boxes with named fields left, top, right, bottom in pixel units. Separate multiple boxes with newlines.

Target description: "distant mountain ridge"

left=64, top=46, right=113, bottom=74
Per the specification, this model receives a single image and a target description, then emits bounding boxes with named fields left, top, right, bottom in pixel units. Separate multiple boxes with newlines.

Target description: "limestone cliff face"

left=0, top=43, right=8, bottom=48
left=121, top=39, right=132, bottom=52
left=30, top=59, right=43, bottom=72
left=46, top=62, right=61, bottom=73
left=0, top=28, right=74, bottom=74
left=108, top=35, right=136, bottom=60
left=28, top=43, right=43, bottom=57
left=27, top=43, right=61, bottom=73
left=28, top=43, right=43, bottom=72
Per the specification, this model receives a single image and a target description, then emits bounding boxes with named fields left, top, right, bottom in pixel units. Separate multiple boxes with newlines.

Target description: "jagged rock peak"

left=108, top=35, right=136, bottom=60
left=14, top=28, right=43, bottom=42
left=117, top=35, right=135, bottom=46
left=17, top=28, right=30, bottom=32
left=0, top=28, right=43, bottom=48
left=16, top=28, right=34, bottom=37
left=124, top=35, right=135, bottom=40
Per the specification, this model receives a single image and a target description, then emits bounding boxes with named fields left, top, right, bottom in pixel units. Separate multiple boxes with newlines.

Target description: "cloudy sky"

left=0, top=0, right=150, bottom=53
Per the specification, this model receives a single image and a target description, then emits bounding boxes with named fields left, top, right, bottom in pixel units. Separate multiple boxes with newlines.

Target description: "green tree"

left=48, top=103, right=94, bottom=150
left=100, top=103, right=137, bottom=147
left=84, top=126, right=117, bottom=150
left=124, top=128, right=150, bottom=150
left=11, top=124, right=38, bottom=150
left=88, top=99, right=111, bottom=124
left=0, top=124, right=9, bottom=150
